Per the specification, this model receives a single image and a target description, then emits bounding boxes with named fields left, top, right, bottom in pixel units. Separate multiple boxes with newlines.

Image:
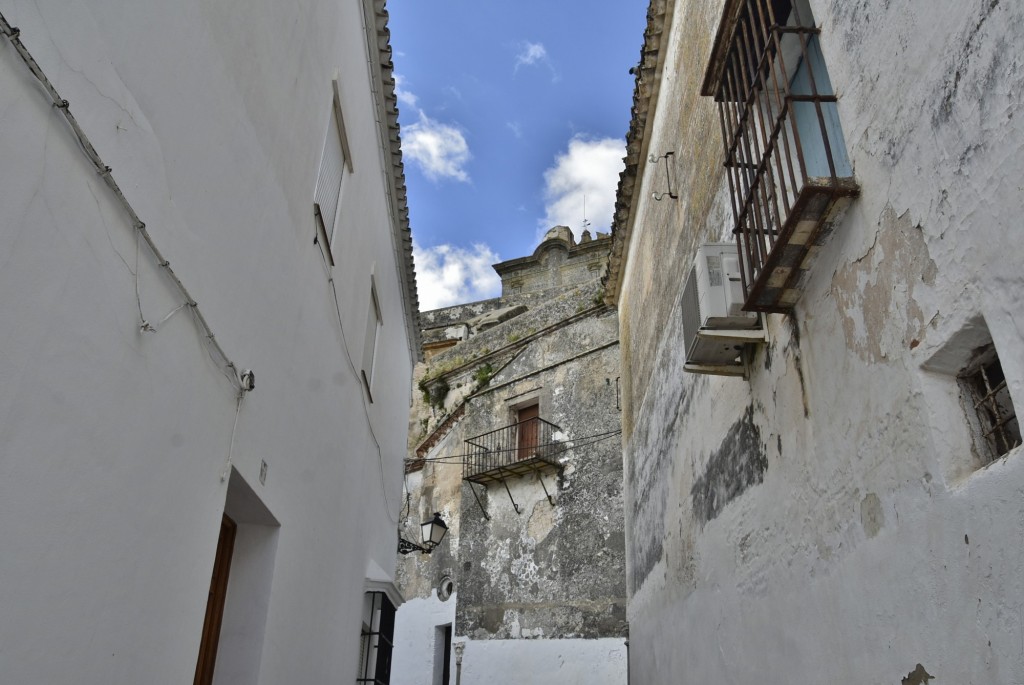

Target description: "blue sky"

left=388, top=2, right=648, bottom=309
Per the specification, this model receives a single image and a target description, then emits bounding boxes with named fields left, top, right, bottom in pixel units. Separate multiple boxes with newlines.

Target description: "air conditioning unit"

left=682, top=243, right=763, bottom=375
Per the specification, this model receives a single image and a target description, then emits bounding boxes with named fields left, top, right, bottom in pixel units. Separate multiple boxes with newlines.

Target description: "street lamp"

left=398, top=512, right=448, bottom=555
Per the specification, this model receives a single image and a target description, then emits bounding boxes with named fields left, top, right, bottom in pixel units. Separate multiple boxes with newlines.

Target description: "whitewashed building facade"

left=606, top=0, right=1024, bottom=682
left=0, top=0, right=418, bottom=682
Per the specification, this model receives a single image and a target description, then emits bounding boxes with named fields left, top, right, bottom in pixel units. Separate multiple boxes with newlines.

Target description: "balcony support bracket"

left=538, top=472, right=556, bottom=506
left=498, top=469, right=522, bottom=514
left=468, top=481, right=491, bottom=520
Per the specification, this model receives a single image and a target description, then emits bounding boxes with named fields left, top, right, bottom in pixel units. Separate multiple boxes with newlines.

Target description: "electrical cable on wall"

left=407, top=429, right=623, bottom=466
left=0, top=12, right=250, bottom=395
left=220, top=391, right=246, bottom=482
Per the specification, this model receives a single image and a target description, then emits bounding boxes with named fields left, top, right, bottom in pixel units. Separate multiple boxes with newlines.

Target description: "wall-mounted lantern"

left=398, top=512, right=448, bottom=555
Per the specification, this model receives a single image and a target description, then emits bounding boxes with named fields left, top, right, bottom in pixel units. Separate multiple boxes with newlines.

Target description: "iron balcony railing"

left=463, top=417, right=563, bottom=484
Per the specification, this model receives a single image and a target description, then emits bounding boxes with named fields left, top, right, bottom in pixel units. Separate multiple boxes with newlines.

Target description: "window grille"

left=960, top=347, right=1021, bottom=464
left=702, top=0, right=857, bottom=312
left=357, top=592, right=396, bottom=685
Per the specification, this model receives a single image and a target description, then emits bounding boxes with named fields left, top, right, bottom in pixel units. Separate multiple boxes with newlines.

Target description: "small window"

left=959, top=345, right=1020, bottom=464
left=437, top=576, right=454, bottom=602
left=361, top=274, right=383, bottom=400
left=314, top=80, right=353, bottom=264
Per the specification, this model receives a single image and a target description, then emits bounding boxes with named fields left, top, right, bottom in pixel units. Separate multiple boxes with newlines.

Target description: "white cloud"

left=514, top=41, right=558, bottom=81
left=404, top=112, right=471, bottom=182
left=540, top=136, right=625, bottom=239
left=394, top=74, right=418, bottom=108
left=506, top=121, right=523, bottom=138
left=414, top=242, right=502, bottom=310
left=515, top=42, right=548, bottom=70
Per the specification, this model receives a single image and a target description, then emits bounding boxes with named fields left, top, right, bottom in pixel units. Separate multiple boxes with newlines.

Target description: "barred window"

left=357, top=592, right=396, bottom=685
left=960, top=346, right=1021, bottom=464
left=702, top=0, right=857, bottom=312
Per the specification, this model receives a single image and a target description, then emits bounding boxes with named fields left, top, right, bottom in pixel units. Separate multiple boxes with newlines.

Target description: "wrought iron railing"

left=703, top=0, right=858, bottom=312
left=463, top=417, right=563, bottom=484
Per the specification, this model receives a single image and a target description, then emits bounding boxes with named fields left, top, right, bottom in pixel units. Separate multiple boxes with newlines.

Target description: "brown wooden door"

left=517, top=404, right=540, bottom=461
left=194, top=514, right=236, bottom=685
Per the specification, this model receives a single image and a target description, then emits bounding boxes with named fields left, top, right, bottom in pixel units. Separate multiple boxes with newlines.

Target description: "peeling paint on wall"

left=901, top=663, right=934, bottom=685
left=831, top=207, right=937, bottom=364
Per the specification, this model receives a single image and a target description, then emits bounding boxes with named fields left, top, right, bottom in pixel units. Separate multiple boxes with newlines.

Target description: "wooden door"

left=517, top=404, right=540, bottom=461
left=194, top=514, right=236, bottom=685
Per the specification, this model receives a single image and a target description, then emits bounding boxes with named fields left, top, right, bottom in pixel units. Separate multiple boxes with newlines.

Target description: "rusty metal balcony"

left=702, top=0, right=859, bottom=313
left=463, top=417, right=564, bottom=485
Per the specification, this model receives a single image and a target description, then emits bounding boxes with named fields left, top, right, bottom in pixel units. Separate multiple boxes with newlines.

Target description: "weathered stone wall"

left=396, top=252, right=626, bottom=684
left=421, top=298, right=505, bottom=329
left=421, top=287, right=606, bottom=389
left=497, top=235, right=612, bottom=302
left=616, top=0, right=1024, bottom=683
left=455, top=311, right=625, bottom=641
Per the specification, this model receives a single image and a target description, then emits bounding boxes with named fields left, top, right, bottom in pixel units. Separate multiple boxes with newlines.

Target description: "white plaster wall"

left=392, top=592, right=458, bottom=685
left=460, top=638, right=627, bottom=685
left=618, top=0, right=1024, bottom=683
left=0, top=0, right=412, bottom=682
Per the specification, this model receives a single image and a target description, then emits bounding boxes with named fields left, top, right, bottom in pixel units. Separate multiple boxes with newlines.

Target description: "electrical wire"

left=407, top=429, right=623, bottom=466
left=0, top=12, right=246, bottom=393
left=220, top=392, right=245, bottom=482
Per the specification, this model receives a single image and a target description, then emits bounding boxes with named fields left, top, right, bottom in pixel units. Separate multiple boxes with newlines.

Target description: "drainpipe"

left=453, top=641, right=465, bottom=685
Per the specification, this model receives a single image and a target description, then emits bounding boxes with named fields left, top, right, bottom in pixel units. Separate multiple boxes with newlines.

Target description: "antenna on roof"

left=581, top=194, right=591, bottom=232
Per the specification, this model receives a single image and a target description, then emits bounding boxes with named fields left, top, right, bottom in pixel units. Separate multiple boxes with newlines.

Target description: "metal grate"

left=703, top=0, right=857, bottom=311
left=357, top=592, right=396, bottom=685
left=961, top=351, right=1021, bottom=463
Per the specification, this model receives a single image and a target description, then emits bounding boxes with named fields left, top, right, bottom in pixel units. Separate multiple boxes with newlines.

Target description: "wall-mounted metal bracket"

left=497, top=469, right=522, bottom=514
left=537, top=472, right=557, bottom=507
left=649, top=151, right=678, bottom=201
left=467, top=481, right=491, bottom=520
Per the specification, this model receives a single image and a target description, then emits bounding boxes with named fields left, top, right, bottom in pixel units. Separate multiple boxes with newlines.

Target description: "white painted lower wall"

left=392, top=592, right=458, bottom=685
left=460, top=638, right=627, bottom=685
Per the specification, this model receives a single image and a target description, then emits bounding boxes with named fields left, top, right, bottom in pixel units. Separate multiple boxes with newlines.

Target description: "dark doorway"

left=517, top=404, right=540, bottom=460
left=194, top=514, right=236, bottom=685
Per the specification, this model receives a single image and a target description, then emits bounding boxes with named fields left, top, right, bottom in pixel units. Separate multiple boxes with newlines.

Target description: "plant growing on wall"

left=472, top=363, right=495, bottom=389
left=418, top=378, right=450, bottom=411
